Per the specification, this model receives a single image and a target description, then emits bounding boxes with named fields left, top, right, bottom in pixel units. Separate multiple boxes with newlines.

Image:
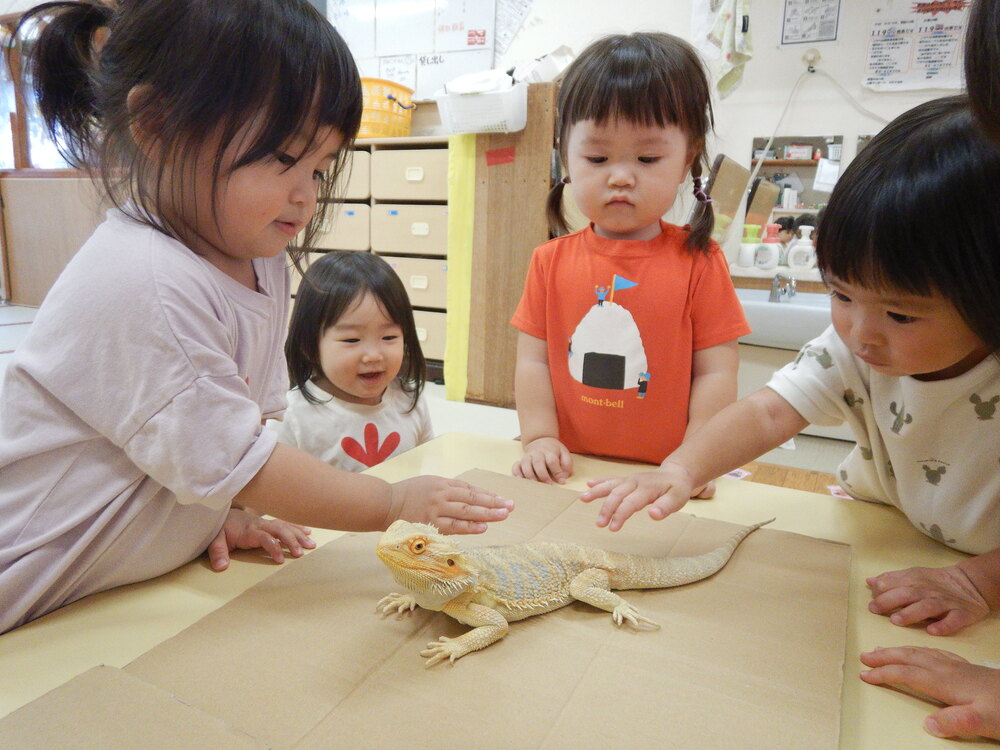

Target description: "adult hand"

left=207, top=508, right=315, bottom=571
left=867, top=564, right=991, bottom=636
left=512, top=437, right=573, bottom=484
left=389, top=476, right=513, bottom=534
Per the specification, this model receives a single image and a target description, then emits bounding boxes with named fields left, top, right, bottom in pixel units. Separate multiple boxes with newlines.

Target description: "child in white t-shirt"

left=580, top=95, right=1000, bottom=741
left=273, top=252, right=433, bottom=470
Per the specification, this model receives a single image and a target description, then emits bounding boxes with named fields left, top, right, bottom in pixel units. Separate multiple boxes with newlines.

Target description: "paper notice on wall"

left=862, top=0, right=969, bottom=91
left=495, top=0, right=533, bottom=55
left=781, top=0, right=841, bottom=45
left=331, top=0, right=497, bottom=100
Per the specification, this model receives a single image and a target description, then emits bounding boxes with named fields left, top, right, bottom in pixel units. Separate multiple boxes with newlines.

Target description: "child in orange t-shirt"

left=510, top=32, right=749, bottom=485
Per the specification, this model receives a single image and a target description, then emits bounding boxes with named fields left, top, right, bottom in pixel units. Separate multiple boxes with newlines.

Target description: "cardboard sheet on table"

left=115, top=470, right=851, bottom=749
left=0, top=666, right=265, bottom=749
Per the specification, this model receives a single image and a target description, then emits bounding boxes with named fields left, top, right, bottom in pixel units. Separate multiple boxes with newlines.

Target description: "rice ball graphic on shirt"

left=568, top=275, right=649, bottom=392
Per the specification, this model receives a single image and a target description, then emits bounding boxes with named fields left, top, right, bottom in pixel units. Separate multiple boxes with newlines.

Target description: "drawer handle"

left=404, top=166, right=425, bottom=182
left=410, top=221, right=430, bottom=236
left=415, top=327, right=428, bottom=341
left=409, top=274, right=429, bottom=290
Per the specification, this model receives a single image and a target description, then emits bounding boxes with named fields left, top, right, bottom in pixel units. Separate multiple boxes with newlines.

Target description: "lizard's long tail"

left=615, top=518, right=775, bottom=590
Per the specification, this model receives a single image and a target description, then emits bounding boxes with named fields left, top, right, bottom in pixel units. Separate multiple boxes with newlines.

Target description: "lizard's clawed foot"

left=376, top=592, right=417, bottom=619
left=421, top=636, right=469, bottom=667
left=612, top=603, right=660, bottom=630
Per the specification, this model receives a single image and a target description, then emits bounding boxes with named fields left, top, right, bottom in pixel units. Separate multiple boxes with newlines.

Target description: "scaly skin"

left=375, top=518, right=773, bottom=667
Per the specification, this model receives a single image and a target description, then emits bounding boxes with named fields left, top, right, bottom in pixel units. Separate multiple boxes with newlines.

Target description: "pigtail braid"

left=15, top=1, right=113, bottom=169
left=546, top=178, right=571, bottom=237
left=686, top=154, right=714, bottom=253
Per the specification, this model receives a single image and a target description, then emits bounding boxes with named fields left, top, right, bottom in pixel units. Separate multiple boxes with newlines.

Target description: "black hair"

left=816, top=95, right=1000, bottom=352
left=286, top=252, right=426, bottom=411
left=546, top=32, right=715, bottom=252
left=793, top=213, right=817, bottom=231
left=965, top=0, right=1000, bottom=145
left=14, top=0, right=362, bottom=262
left=774, top=216, right=795, bottom=232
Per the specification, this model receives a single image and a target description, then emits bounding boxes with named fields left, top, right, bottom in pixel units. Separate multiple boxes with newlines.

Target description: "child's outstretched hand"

left=866, top=564, right=991, bottom=635
left=513, top=437, right=573, bottom=484
left=860, top=646, right=1000, bottom=740
left=207, top=508, right=316, bottom=571
left=578, top=462, right=707, bottom=531
left=389, top=475, right=514, bottom=534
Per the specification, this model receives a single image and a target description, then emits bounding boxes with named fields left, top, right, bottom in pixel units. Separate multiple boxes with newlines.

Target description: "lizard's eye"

left=409, top=538, right=427, bottom=554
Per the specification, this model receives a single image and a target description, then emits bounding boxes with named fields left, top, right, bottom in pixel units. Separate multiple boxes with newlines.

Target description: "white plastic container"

left=737, top=224, right=761, bottom=268
left=753, top=223, right=781, bottom=270
left=788, top=225, right=817, bottom=270
left=435, top=82, right=528, bottom=134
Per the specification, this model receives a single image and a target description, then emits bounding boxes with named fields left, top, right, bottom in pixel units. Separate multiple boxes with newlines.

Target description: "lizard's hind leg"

left=569, top=568, right=660, bottom=630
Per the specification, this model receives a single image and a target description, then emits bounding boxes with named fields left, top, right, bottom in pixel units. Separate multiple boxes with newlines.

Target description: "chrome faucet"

left=768, top=273, right=797, bottom=302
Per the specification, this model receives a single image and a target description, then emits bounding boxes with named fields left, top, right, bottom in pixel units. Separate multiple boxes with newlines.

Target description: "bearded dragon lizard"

left=375, top=517, right=773, bottom=667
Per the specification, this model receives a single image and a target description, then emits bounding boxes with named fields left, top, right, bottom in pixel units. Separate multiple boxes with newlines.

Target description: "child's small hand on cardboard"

left=513, top=437, right=573, bottom=485
left=860, top=646, right=1000, bottom=741
left=866, top=564, right=990, bottom=635
left=579, top=462, right=699, bottom=531
left=208, top=508, right=316, bottom=571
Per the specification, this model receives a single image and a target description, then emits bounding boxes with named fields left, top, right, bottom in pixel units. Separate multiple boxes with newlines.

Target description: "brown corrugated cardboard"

left=0, top=666, right=266, bottom=749
left=1, top=470, right=850, bottom=748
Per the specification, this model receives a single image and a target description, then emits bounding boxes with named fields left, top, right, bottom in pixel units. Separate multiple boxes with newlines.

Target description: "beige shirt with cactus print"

left=768, top=325, right=1000, bottom=555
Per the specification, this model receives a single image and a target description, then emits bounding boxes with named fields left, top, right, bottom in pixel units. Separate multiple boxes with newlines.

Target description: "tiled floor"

left=0, top=302, right=853, bottom=476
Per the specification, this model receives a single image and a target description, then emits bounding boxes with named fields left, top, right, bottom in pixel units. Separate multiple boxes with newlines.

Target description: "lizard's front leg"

left=421, top=600, right=509, bottom=667
left=376, top=592, right=417, bottom=618
left=569, top=568, right=660, bottom=630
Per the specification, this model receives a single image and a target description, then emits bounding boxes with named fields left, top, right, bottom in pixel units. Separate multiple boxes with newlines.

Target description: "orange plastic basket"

left=359, top=78, right=415, bottom=138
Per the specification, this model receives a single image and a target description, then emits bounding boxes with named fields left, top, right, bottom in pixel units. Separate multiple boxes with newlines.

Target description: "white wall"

left=0, top=1, right=33, bottom=14
left=498, top=0, right=959, bottom=257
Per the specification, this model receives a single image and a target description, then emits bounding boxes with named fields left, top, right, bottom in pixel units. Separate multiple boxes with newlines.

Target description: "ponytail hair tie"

left=692, top=177, right=712, bottom=203
left=561, top=176, right=571, bottom=185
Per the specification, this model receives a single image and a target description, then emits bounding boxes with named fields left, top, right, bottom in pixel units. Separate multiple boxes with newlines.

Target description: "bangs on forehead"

left=564, top=71, right=689, bottom=132
left=557, top=33, right=711, bottom=147
left=225, top=16, right=361, bottom=168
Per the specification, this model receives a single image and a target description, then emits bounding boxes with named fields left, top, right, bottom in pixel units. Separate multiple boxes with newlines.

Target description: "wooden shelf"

left=751, top=159, right=819, bottom=167
left=771, top=208, right=821, bottom=216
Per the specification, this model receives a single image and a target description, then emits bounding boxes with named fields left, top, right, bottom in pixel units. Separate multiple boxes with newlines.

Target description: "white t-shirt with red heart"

left=270, top=379, right=433, bottom=471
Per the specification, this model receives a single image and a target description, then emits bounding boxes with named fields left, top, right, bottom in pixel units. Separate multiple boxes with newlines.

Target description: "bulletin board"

left=329, top=0, right=500, bottom=99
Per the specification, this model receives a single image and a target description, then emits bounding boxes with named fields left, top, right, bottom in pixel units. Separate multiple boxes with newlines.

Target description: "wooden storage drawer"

left=314, top=203, right=370, bottom=251
left=371, top=149, right=448, bottom=201
left=412, top=309, right=447, bottom=360
left=370, top=204, right=448, bottom=256
left=336, top=150, right=370, bottom=200
left=383, top=255, right=447, bottom=309
left=289, top=251, right=328, bottom=296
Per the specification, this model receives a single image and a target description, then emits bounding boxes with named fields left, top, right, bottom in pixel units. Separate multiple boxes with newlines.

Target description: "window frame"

left=0, top=12, right=83, bottom=178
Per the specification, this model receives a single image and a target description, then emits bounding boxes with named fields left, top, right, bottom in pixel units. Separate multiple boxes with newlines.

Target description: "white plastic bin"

left=434, top=82, right=528, bottom=134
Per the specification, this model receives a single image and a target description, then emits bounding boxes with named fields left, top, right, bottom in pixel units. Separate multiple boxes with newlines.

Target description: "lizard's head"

left=376, top=520, right=477, bottom=596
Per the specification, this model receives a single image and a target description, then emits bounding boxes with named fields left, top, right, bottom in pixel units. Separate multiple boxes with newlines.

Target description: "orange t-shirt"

left=511, top=222, right=750, bottom=465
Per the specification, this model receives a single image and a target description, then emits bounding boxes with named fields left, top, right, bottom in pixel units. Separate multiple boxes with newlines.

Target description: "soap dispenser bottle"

left=737, top=224, right=762, bottom=267
left=754, top=223, right=781, bottom=270
left=788, top=224, right=817, bottom=270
